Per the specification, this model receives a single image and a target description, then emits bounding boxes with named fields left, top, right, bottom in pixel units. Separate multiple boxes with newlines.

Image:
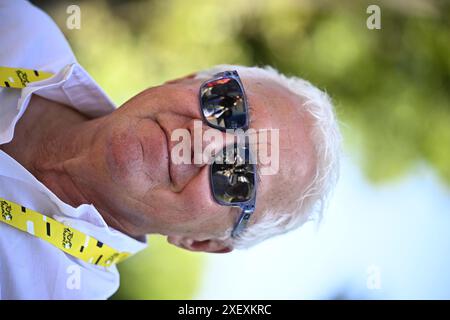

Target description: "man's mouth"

left=155, top=119, right=174, bottom=185
left=134, top=117, right=173, bottom=188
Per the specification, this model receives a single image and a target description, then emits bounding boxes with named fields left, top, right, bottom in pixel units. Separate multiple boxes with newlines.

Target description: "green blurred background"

left=32, top=0, right=449, bottom=299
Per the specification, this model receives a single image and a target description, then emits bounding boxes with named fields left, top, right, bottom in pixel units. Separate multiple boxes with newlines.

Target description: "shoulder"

left=0, top=0, right=77, bottom=72
left=0, top=219, right=120, bottom=299
left=1, top=1, right=61, bottom=36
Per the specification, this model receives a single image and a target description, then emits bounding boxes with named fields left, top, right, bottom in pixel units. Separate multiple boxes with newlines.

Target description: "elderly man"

left=0, top=0, right=340, bottom=299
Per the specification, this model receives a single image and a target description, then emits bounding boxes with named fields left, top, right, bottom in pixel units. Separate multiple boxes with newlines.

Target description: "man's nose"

left=186, top=119, right=235, bottom=167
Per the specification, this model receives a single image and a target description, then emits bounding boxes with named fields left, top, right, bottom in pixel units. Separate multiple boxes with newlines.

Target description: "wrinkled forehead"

left=239, top=76, right=316, bottom=213
left=241, top=76, right=313, bottom=155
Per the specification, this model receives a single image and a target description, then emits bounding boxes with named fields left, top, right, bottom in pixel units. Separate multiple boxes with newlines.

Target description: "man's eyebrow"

left=246, top=93, right=267, bottom=184
left=248, top=105, right=258, bottom=126
left=256, top=164, right=262, bottom=184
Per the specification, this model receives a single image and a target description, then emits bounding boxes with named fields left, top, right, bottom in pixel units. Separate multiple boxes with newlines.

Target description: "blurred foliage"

left=111, top=235, right=203, bottom=299
left=33, top=0, right=450, bottom=298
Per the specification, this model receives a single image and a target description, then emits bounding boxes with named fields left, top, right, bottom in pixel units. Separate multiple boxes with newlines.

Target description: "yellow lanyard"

left=0, top=65, right=131, bottom=267
left=0, top=197, right=131, bottom=267
left=0, top=66, right=54, bottom=88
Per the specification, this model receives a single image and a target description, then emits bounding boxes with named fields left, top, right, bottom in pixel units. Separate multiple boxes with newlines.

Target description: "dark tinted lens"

left=201, top=77, right=247, bottom=129
left=211, top=143, right=256, bottom=204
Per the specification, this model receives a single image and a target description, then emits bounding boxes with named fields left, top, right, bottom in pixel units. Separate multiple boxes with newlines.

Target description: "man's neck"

left=1, top=94, right=98, bottom=207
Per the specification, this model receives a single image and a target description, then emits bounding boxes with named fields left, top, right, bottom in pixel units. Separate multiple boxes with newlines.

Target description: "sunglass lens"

left=201, top=77, right=247, bottom=129
left=211, top=143, right=256, bottom=204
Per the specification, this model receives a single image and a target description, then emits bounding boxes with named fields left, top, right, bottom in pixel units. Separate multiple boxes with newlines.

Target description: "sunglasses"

left=199, top=70, right=257, bottom=238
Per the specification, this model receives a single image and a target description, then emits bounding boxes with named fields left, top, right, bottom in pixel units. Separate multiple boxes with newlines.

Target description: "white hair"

left=195, top=65, right=342, bottom=249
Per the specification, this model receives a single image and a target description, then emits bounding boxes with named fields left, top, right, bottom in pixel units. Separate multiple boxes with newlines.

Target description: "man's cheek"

left=105, top=129, right=144, bottom=186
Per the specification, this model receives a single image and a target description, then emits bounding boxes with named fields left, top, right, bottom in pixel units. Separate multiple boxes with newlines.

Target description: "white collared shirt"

left=0, top=0, right=147, bottom=299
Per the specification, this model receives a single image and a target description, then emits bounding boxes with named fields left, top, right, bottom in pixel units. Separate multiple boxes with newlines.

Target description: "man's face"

left=85, top=73, right=315, bottom=251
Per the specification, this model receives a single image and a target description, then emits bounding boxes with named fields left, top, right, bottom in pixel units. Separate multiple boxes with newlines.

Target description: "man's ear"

left=164, top=73, right=197, bottom=85
left=167, top=236, right=233, bottom=254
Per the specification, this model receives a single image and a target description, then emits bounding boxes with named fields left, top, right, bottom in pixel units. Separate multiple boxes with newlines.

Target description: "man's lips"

left=156, top=119, right=174, bottom=185
left=155, top=120, right=204, bottom=192
left=135, top=117, right=173, bottom=188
